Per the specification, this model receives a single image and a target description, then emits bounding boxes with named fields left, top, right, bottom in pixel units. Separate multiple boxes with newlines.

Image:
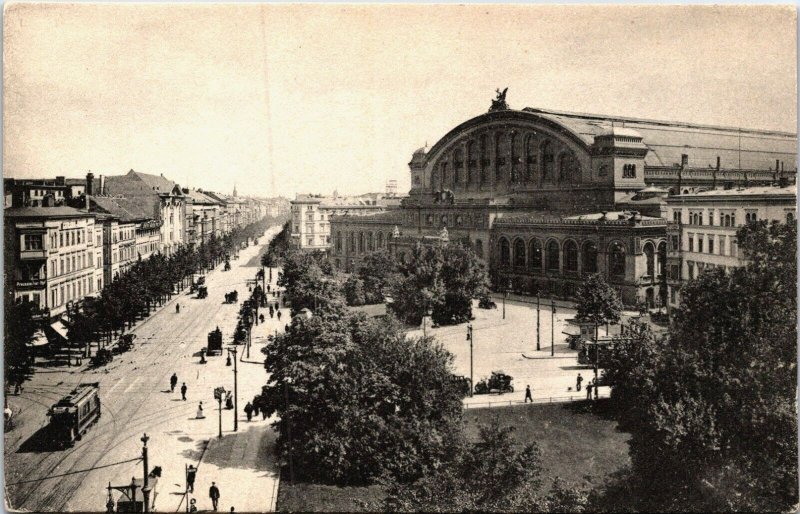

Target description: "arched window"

left=494, top=132, right=504, bottom=181
left=609, top=241, right=626, bottom=277
left=335, top=232, right=342, bottom=252
left=528, top=239, right=542, bottom=269
left=377, top=232, right=384, bottom=248
left=509, top=133, right=518, bottom=183
left=658, top=241, right=667, bottom=277
left=466, top=141, right=476, bottom=184
left=358, top=232, right=364, bottom=253
left=431, top=169, right=439, bottom=191
left=788, top=212, right=795, bottom=224
left=453, top=148, right=463, bottom=184
left=514, top=239, right=526, bottom=267
left=546, top=240, right=560, bottom=271
left=582, top=241, right=598, bottom=273
left=559, top=153, right=575, bottom=183
left=563, top=240, right=578, bottom=272
left=367, top=232, right=374, bottom=252
left=643, top=242, right=655, bottom=277
left=541, top=140, right=555, bottom=181
left=349, top=233, right=356, bottom=252
left=479, top=134, right=488, bottom=184
left=474, top=239, right=483, bottom=259
left=525, top=134, right=538, bottom=181
left=499, top=238, right=511, bottom=267
left=440, top=162, right=448, bottom=187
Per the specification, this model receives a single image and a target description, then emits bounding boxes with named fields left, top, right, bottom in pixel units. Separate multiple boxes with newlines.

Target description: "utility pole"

left=467, top=324, right=474, bottom=397
left=551, top=299, right=556, bottom=357
left=536, top=294, right=541, bottom=351
left=141, top=434, right=150, bottom=513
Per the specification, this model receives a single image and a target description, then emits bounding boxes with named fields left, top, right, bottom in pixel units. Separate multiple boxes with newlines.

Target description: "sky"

left=3, top=4, right=797, bottom=199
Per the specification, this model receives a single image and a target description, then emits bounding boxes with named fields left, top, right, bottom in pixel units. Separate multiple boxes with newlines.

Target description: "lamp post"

left=227, top=347, right=238, bottom=432
left=536, top=293, right=541, bottom=351
left=551, top=299, right=556, bottom=357
left=141, top=433, right=151, bottom=513
left=466, top=324, right=474, bottom=397
left=214, top=387, right=225, bottom=439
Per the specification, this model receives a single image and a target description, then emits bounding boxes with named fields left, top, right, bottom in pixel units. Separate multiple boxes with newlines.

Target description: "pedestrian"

left=267, top=284, right=271, bottom=293
left=189, top=498, right=198, bottom=513
left=176, top=303, right=180, bottom=314
left=593, top=378, right=599, bottom=400
left=209, top=482, right=220, bottom=511
left=196, top=401, right=205, bottom=419
left=586, top=382, right=593, bottom=400
left=276, top=310, right=281, bottom=321
left=576, top=373, right=583, bottom=392
left=181, top=382, right=188, bottom=401
left=524, top=385, right=533, bottom=403
left=225, top=392, right=234, bottom=410
left=170, top=373, right=178, bottom=392
left=252, top=399, right=260, bottom=417
left=186, top=464, right=197, bottom=493
left=244, top=402, right=253, bottom=422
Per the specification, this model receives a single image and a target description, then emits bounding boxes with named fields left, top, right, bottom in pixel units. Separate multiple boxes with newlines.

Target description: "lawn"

left=276, top=400, right=630, bottom=511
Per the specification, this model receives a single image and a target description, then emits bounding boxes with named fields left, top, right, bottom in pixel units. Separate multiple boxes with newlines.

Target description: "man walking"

left=586, top=381, right=593, bottom=400
left=209, top=482, right=220, bottom=511
left=276, top=309, right=282, bottom=321
left=576, top=373, right=583, bottom=392
left=524, top=385, right=533, bottom=403
left=186, top=464, right=196, bottom=493
left=170, top=373, right=178, bottom=393
left=181, top=382, right=188, bottom=401
left=244, top=402, right=253, bottom=422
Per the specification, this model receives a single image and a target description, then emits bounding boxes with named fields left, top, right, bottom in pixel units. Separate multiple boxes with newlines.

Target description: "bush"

left=344, top=275, right=366, bottom=306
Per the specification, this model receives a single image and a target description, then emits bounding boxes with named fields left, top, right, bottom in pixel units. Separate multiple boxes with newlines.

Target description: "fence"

left=463, top=391, right=610, bottom=409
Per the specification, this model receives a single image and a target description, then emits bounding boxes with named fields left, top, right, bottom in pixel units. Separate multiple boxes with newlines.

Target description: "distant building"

left=290, top=192, right=400, bottom=251
left=4, top=177, right=71, bottom=208
left=665, top=184, right=796, bottom=310
left=182, top=188, right=223, bottom=246
left=100, top=170, right=187, bottom=256
left=4, top=206, right=102, bottom=319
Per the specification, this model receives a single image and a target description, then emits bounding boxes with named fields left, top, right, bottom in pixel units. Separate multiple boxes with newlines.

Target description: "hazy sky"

left=4, top=4, right=796, bottom=198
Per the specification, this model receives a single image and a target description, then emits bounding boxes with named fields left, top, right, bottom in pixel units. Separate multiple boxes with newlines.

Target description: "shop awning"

left=49, top=320, right=69, bottom=340
left=27, top=329, right=50, bottom=347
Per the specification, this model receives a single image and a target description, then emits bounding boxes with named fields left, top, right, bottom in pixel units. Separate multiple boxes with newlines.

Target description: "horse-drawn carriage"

left=224, top=290, right=238, bottom=304
left=113, top=334, right=136, bottom=354
left=474, top=371, right=514, bottom=395
left=206, top=327, right=223, bottom=356
left=197, top=285, right=208, bottom=299
left=91, top=348, right=113, bottom=367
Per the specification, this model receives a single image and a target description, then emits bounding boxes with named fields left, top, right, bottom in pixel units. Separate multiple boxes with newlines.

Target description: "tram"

left=48, top=383, right=101, bottom=448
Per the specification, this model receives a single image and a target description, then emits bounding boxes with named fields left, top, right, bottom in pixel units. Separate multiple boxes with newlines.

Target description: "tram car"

left=48, top=383, right=101, bottom=448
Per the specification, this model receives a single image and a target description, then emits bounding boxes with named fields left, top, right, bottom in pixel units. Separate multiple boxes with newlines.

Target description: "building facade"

left=290, top=193, right=400, bottom=251
left=331, top=96, right=796, bottom=307
left=4, top=206, right=102, bottom=319
left=665, top=184, right=797, bottom=309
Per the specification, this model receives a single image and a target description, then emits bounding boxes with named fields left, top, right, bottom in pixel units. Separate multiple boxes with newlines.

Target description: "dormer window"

left=622, top=164, right=637, bottom=178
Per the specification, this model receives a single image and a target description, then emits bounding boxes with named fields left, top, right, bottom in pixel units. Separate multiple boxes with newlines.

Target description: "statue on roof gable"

left=489, top=87, right=509, bottom=112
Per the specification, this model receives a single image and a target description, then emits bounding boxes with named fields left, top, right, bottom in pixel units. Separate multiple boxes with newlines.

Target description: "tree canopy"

left=260, top=311, right=465, bottom=485
left=388, top=243, right=490, bottom=326
left=598, top=220, right=797, bottom=512
left=5, top=299, right=44, bottom=387
left=574, top=273, right=623, bottom=327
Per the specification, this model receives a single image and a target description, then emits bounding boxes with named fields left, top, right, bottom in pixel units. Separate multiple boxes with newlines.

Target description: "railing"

left=464, top=391, right=610, bottom=409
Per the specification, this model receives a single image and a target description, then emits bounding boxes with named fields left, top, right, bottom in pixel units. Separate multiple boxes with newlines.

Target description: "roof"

left=5, top=206, right=94, bottom=219
left=184, top=189, right=222, bottom=205
left=674, top=184, right=797, bottom=198
left=103, top=170, right=183, bottom=197
left=523, top=107, right=796, bottom=171
left=331, top=210, right=405, bottom=224
left=564, top=211, right=662, bottom=221
left=64, top=178, right=86, bottom=186
left=91, top=196, right=153, bottom=222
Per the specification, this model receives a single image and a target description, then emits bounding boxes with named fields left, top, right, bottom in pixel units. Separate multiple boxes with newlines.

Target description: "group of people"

left=576, top=373, right=600, bottom=400
left=184, top=466, right=224, bottom=512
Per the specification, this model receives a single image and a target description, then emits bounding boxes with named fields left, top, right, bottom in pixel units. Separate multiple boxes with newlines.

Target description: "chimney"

left=99, top=175, right=105, bottom=195
left=86, top=172, right=94, bottom=195
left=713, top=156, right=720, bottom=189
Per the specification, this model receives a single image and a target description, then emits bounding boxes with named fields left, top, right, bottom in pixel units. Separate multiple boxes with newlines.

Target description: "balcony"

left=20, top=248, right=46, bottom=260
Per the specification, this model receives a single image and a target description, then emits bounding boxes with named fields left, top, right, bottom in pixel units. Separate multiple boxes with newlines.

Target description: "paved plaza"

left=5, top=227, right=285, bottom=513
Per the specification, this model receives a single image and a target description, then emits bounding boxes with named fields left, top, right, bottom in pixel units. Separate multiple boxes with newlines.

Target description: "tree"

left=597, top=220, right=797, bottom=512
left=384, top=421, right=588, bottom=512
left=343, top=274, right=366, bottom=306
left=575, top=273, right=623, bottom=334
left=262, top=221, right=291, bottom=268
left=388, top=243, right=490, bottom=326
left=260, top=312, right=465, bottom=485
left=357, top=249, right=399, bottom=304
left=278, top=250, right=345, bottom=314
left=5, top=299, right=44, bottom=389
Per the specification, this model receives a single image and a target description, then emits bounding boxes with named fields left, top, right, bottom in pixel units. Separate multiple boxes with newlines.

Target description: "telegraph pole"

left=228, top=347, right=239, bottom=432
left=141, top=434, right=150, bottom=513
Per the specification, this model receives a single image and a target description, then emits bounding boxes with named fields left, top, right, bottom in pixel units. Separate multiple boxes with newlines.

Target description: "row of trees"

left=596, top=220, right=797, bottom=512
left=5, top=215, right=287, bottom=389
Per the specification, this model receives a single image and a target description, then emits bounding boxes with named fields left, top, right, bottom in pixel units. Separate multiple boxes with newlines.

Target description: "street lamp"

left=226, top=347, right=238, bottom=432
left=141, top=433, right=151, bottom=513
left=551, top=299, right=556, bottom=357
left=213, top=387, right=226, bottom=438
left=502, top=278, right=512, bottom=320
left=466, top=324, right=474, bottom=397
left=536, top=293, right=541, bottom=351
